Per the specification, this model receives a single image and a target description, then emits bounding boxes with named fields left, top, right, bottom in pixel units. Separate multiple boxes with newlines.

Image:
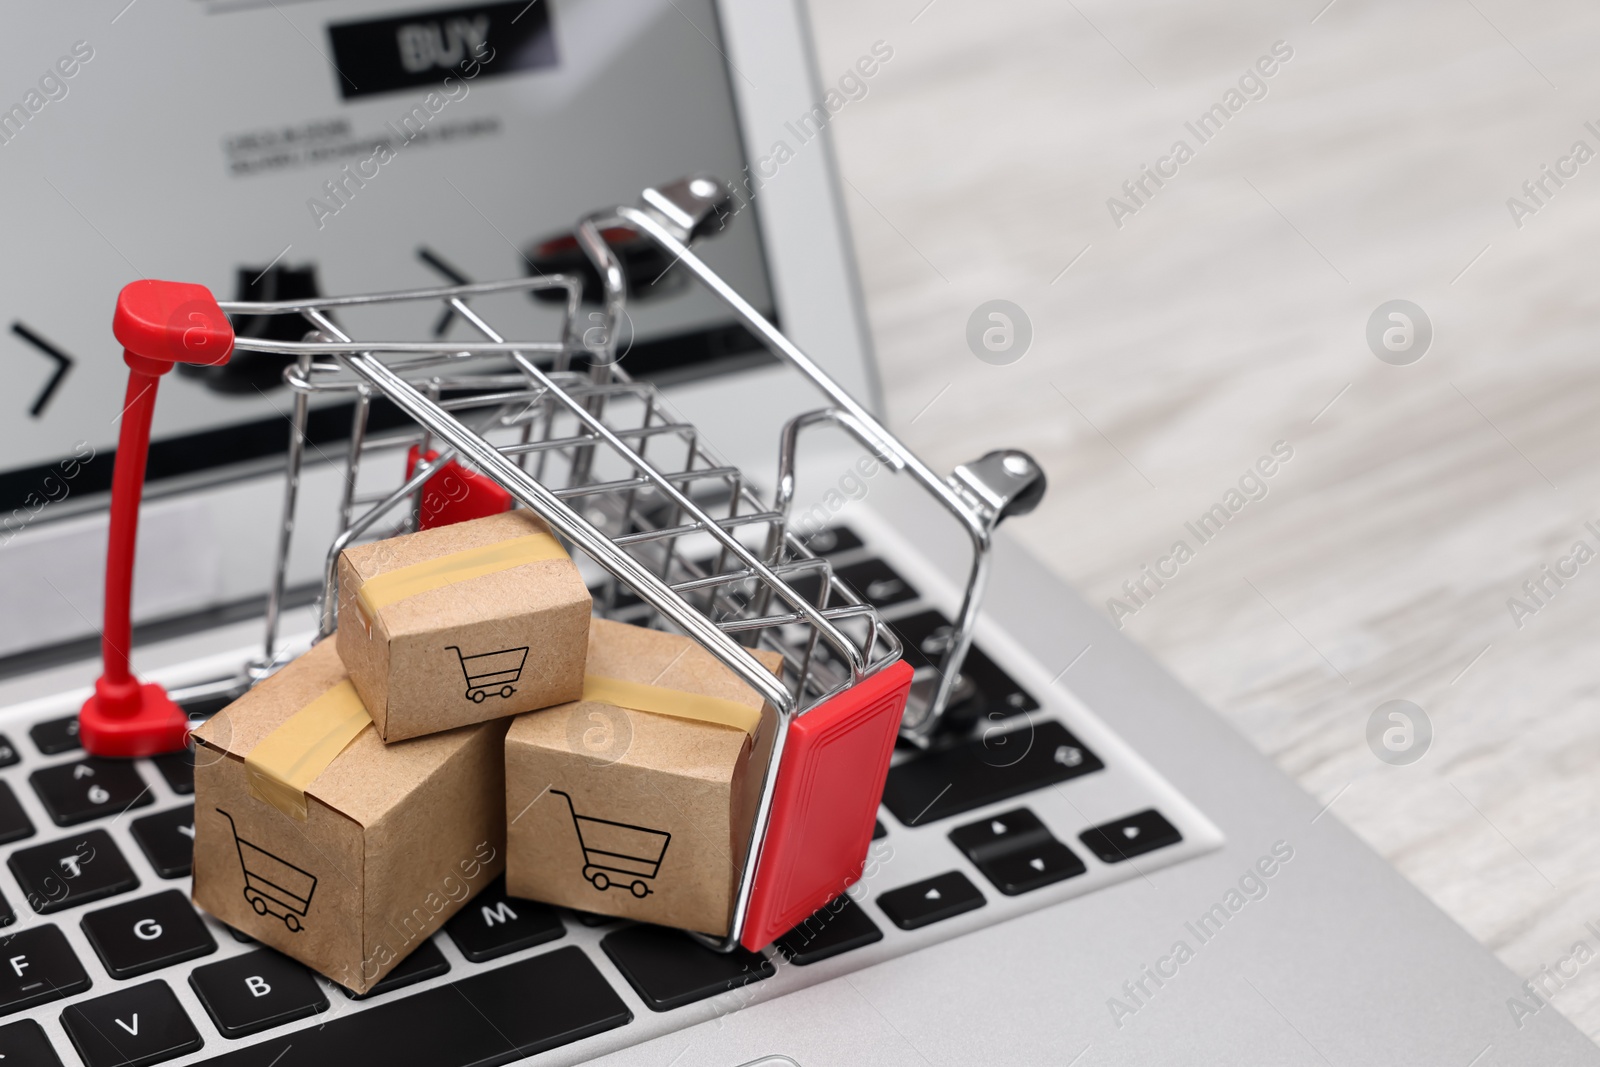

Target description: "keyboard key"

left=341, top=938, right=448, bottom=999
left=190, top=949, right=328, bottom=1038
left=82, top=889, right=217, bottom=979
left=803, top=525, right=864, bottom=556
left=130, top=806, right=195, bottom=879
left=189, top=946, right=630, bottom=1065
left=0, top=1019, right=64, bottom=1064
left=601, top=924, right=773, bottom=1012
left=977, top=839, right=1086, bottom=895
left=29, top=716, right=80, bottom=756
left=0, top=782, right=34, bottom=846
left=0, top=926, right=91, bottom=1015
left=572, top=910, right=617, bottom=928
left=1080, top=809, right=1183, bottom=863
left=892, top=610, right=1039, bottom=715
left=835, top=558, right=918, bottom=608
left=11, top=830, right=138, bottom=913
left=948, top=807, right=1050, bottom=864
left=0, top=734, right=19, bottom=769
left=0, top=891, right=13, bottom=929
left=60, top=980, right=202, bottom=1067
left=876, top=871, right=985, bottom=931
left=224, top=925, right=255, bottom=944
left=30, top=759, right=152, bottom=827
left=873, top=819, right=887, bottom=840
left=176, top=692, right=236, bottom=720
left=443, top=877, right=564, bottom=962
left=881, top=720, right=1104, bottom=826
left=775, top=895, right=883, bottom=965
left=151, top=750, right=194, bottom=796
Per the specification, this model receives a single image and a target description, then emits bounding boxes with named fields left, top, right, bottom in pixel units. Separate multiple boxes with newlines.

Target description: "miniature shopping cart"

left=91, top=176, right=1046, bottom=952
left=551, top=789, right=671, bottom=898
left=217, top=809, right=317, bottom=933
left=444, top=644, right=527, bottom=702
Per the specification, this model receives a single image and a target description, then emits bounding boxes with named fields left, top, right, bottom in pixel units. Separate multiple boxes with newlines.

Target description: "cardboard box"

left=336, top=510, right=591, bottom=742
left=505, top=619, right=783, bottom=936
left=191, top=639, right=508, bottom=995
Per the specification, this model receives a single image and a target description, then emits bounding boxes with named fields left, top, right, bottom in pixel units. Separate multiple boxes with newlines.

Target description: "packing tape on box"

left=245, top=679, right=373, bottom=820
left=582, top=674, right=762, bottom=736
left=354, top=531, right=569, bottom=631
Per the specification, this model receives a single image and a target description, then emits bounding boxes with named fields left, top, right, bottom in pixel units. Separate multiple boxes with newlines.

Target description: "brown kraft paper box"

left=191, top=639, right=508, bottom=995
left=505, top=618, right=784, bottom=936
left=336, top=509, right=591, bottom=742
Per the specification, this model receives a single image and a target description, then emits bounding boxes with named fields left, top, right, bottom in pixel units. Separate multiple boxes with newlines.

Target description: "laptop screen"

left=0, top=0, right=775, bottom=514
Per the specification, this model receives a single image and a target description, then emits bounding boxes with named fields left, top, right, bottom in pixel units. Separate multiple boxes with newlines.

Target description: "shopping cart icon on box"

left=552, top=789, right=671, bottom=898
left=217, top=809, right=317, bottom=933
left=445, top=644, right=528, bottom=702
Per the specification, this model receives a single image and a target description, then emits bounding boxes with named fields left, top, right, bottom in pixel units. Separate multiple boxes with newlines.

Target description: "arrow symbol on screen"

left=11, top=321, right=75, bottom=418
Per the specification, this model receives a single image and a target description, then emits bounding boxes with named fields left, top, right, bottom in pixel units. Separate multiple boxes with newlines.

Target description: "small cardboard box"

left=336, top=510, right=591, bottom=742
left=505, top=619, right=783, bottom=936
left=191, top=639, right=508, bottom=995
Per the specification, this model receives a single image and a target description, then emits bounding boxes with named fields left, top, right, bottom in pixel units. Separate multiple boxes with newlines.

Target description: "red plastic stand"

left=79, top=281, right=234, bottom=758
left=405, top=446, right=513, bottom=529
left=740, top=658, right=913, bottom=950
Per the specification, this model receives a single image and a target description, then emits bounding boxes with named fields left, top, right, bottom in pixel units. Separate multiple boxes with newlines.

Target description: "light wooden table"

left=808, top=0, right=1600, bottom=1039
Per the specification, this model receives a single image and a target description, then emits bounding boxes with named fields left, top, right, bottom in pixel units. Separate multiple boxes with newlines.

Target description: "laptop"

left=0, top=1, right=1592, bottom=1063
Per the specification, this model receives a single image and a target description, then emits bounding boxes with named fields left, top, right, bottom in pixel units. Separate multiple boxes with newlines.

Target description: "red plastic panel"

left=740, top=659, right=913, bottom=951
left=405, top=447, right=513, bottom=529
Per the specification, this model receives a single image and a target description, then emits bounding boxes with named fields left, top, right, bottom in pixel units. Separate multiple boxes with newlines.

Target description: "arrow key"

left=976, top=839, right=1087, bottom=896
left=876, top=871, right=985, bottom=931
left=1080, top=809, right=1183, bottom=864
left=948, top=807, right=1049, bottom=865
left=30, top=758, right=152, bottom=827
left=60, top=980, right=201, bottom=1067
left=130, top=806, right=195, bottom=879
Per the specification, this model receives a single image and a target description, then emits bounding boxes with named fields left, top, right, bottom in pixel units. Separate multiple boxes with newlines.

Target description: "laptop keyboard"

left=0, top=527, right=1219, bottom=1066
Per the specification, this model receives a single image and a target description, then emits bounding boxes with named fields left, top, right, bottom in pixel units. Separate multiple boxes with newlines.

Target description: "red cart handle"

left=79, top=281, right=234, bottom=758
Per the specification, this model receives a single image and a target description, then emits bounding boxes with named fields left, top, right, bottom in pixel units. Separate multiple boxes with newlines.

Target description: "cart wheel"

left=249, top=895, right=268, bottom=916
left=285, top=914, right=302, bottom=933
left=500, top=685, right=515, bottom=699
left=587, top=870, right=610, bottom=891
left=469, top=689, right=486, bottom=703
left=630, top=881, right=650, bottom=899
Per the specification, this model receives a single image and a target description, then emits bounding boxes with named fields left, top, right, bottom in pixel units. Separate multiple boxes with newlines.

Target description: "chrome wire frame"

left=230, top=178, right=1018, bottom=950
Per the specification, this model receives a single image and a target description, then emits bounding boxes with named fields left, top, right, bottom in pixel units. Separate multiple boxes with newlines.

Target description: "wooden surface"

left=808, top=0, right=1600, bottom=1039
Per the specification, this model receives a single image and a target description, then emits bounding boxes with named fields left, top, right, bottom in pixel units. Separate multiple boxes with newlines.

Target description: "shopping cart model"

left=216, top=809, right=317, bottom=933
left=551, top=789, right=671, bottom=898
left=444, top=644, right=527, bottom=702
left=87, top=176, right=1047, bottom=951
